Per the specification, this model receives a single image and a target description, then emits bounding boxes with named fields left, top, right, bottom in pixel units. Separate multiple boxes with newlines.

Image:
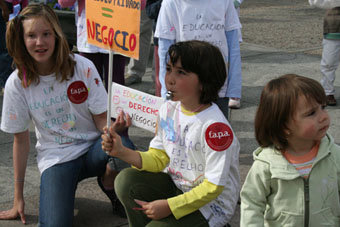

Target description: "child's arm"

left=240, top=160, right=271, bottom=226
left=158, top=38, right=175, bottom=98
left=0, top=130, right=30, bottom=224
left=92, top=111, right=108, bottom=134
left=167, top=179, right=224, bottom=219
left=225, top=29, right=242, bottom=97
left=102, top=126, right=143, bottom=168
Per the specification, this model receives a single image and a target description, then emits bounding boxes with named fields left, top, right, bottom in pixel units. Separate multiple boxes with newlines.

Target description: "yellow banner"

left=86, top=0, right=141, bottom=59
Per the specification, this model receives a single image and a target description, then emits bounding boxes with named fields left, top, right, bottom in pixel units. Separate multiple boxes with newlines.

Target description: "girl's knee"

left=114, top=168, right=140, bottom=197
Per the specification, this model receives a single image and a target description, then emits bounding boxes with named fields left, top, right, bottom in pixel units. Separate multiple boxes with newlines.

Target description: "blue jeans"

left=38, top=136, right=134, bottom=227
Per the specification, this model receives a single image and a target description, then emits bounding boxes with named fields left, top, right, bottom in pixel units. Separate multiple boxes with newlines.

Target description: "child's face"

left=165, top=60, right=202, bottom=105
left=287, top=95, right=330, bottom=146
left=23, top=17, right=56, bottom=74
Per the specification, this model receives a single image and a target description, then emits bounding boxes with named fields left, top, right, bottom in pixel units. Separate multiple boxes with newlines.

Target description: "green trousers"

left=114, top=168, right=209, bottom=227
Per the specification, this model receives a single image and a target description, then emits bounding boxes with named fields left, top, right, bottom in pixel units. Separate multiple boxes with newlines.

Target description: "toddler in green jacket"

left=240, top=74, right=340, bottom=226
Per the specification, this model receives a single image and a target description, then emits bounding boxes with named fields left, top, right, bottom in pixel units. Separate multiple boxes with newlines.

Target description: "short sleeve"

left=154, top=0, right=176, bottom=40
left=77, top=55, right=108, bottom=115
left=224, top=0, right=242, bottom=32
left=203, top=122, right=239, bottom=185
left=1, top=72, right=31, bottom=133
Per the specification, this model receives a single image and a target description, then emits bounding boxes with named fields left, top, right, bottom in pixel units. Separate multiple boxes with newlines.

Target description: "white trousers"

left=320, top=38, right=340, bottom=95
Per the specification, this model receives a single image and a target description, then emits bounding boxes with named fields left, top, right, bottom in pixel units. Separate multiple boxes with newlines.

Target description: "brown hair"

left=6, top=3, right=75, bottom=87
left=255, top=74, right=327, bottom=151
left=166, top=40, right=227, bottom=104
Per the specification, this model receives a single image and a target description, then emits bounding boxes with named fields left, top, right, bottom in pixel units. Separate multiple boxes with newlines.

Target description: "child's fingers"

left=134, top=199, right=148, bottom=207
left=116, top=110, right=126, bottom=125
left=102, top=125, right=108, bottom=134
left=101, top=140, right=113, bottom=151
left=125, top=112, right=132, bottom=127
left=101, top=133, right=112, bottom=142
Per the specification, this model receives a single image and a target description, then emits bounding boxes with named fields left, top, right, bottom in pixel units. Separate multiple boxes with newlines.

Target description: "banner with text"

left=86, top=0, right=141, bottom=59
left=111, top=83, right=164, bottom=133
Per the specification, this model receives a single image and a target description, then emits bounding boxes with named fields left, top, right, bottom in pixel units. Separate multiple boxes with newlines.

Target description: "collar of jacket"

left=253, top=134, right=333, bottom=180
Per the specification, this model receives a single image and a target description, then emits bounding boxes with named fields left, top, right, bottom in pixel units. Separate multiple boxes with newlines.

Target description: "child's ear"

left=284, top=129, right=291, bottom=137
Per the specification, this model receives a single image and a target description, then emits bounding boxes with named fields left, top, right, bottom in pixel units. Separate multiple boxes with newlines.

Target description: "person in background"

left=155, top=0, right=242, bottom=117
left=234, top=0, right=243, bottom=43
left=0, top=0, right=22, bottom=93
left=320, top=7, right=340, bottom=106
left=125, top=0, right=153, bottom=86
left=146, top=0, right=162, bottom=97
left=241, top=74, right=340, bottom=226
left=0, top=4, right=132, bottom=225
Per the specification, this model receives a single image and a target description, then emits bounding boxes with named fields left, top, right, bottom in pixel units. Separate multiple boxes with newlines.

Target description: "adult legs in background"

left=320, top=38, right=340, bottom=106
left=115, top=168, right=209, bottom=227
left=125, top=8, right=153, bottom=86
left=215, top=97, right=229, bottom=120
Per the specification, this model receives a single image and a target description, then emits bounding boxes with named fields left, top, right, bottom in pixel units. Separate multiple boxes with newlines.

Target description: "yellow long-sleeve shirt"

left=134, top=148, right=224, bottom=219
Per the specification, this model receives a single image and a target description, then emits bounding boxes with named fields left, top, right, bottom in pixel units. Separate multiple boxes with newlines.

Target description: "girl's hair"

left=166, top=40, right=227, bottom=104
left=255, top=74, right=327, bottom=151
left=6, top=3, right=75, bottom=87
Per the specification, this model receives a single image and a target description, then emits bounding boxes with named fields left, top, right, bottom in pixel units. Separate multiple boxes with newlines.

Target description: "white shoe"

left=228, top=98, right=241, bottom=109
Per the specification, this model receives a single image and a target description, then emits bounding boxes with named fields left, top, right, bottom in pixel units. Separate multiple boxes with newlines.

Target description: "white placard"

left=110, top=83, right=164, bottom=133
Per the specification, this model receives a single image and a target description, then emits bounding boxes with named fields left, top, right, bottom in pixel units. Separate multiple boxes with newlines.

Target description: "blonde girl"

left=0, top=4, right=133, bottom=225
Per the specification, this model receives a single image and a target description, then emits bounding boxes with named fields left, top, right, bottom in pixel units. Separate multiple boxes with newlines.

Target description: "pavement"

left=1, top=0, right=340, bottom=226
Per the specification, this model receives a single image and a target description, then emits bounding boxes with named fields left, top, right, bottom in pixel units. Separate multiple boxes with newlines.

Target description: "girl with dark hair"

left=102, top=40, right=240, bottom=227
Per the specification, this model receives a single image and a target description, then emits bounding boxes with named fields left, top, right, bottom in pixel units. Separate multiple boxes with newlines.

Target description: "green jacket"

left=240, top=134, right=340, bottom=227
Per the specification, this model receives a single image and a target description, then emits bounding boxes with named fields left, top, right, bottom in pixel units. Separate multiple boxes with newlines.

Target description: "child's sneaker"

left=228, top=98, right=241, bottom=109
left=326, top=95, right=337, bottom=106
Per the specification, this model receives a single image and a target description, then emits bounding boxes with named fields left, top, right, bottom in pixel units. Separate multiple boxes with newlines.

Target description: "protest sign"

left=86, top=0, right=141, bottom=59
left=111, top=83, right=164, bottom=133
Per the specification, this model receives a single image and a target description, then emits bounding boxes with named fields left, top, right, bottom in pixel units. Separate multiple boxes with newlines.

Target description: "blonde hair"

left=6, top=3, right=75, bottom=87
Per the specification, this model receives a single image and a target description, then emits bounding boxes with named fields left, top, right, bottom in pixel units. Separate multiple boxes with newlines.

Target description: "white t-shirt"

left=150, top=101, right=240, bottom=226
left=154, top=0, right=241, bottom=60
left=1, top=54, right=108, bottom=173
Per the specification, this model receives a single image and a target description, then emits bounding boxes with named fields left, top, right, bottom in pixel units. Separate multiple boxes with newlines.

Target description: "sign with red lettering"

left=205, top=123, right=233, bottom=151
left=110, top=83, right=164, bottom=132
left=67, top=81, right=88, bottom=104
left=86, top=0, right=141, bottom=59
